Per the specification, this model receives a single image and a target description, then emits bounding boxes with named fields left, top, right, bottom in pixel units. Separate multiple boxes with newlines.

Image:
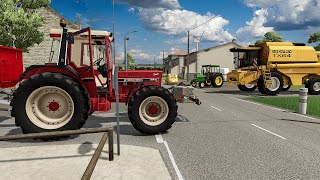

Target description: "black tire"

left=257, top=72, right=283, bottom=96
left=307, top=78, right=320, bottom=95
left=191, top=80, right=197, bottom=87
left=282, top=85, right=291, bottom=91
left=205, top=80, right=211, bottom=87
left=128, top=86, right=178, bottom=135
left=199, top=81, right=206, bottom=88
left=238, top=84, right=257, bottom=92
left=211, top=74, right=224, bottom=88
left=257, top=76, right=266, bottom=94
left=11, top=73, right=90, bottom=138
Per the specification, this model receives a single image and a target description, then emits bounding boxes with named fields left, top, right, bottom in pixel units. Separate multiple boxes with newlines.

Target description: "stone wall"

left=23, top=7, right=79, bottom=67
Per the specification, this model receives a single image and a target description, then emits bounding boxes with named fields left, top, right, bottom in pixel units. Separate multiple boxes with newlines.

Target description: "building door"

left=181, top=67, right=186, bottom=79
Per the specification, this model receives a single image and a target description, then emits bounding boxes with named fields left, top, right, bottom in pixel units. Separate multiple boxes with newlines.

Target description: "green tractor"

left=190, top=64, right=224, bottom=88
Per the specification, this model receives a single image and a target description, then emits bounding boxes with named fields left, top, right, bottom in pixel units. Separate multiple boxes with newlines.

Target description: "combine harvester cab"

left=227, top=42, right=320, bottom=95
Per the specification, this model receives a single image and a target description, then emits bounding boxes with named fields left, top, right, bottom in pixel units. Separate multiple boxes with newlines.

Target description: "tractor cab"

left=230, top=47, right=261, bottom=69
left=49, top=28, right=113, bottom=89
left=201, top=64, right=221, bottom=77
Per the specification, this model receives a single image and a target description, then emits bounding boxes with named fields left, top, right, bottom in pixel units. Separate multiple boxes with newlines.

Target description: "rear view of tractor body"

left=227, top=42, right=320, bottom=95
left=1, top=19, right=178, bottom=138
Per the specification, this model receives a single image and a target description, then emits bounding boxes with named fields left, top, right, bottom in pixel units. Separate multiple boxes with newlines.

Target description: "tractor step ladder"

left=262, top=67, right=272, bottom=88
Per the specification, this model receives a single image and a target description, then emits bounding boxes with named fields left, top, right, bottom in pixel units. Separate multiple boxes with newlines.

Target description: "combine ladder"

left=262, top=68, right=273, bottom=88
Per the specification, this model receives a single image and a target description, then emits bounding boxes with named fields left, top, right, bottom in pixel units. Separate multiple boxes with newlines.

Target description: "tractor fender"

left=125, top=80, right=155, bottom=106
left=20, top=65, right=81, bottom=81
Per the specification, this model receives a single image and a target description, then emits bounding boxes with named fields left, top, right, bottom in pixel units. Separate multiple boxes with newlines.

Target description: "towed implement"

left=0, top=19, right=201, bottom=138
left=227, top=42, right=320, bottom=95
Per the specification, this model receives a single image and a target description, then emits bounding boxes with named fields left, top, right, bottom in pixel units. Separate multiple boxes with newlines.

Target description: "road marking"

left=294, top=113, right=318, bottom=120
left=155, top=134, right=184, bottom=180
left=210, top=106, right=222, bottom=111
left=155, top=134, right=164, bottom=143
left=251, top=124, right=286, bottom=140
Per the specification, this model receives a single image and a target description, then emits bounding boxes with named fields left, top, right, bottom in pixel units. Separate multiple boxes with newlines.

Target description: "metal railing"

left=0, top=127, right=114, bottom=180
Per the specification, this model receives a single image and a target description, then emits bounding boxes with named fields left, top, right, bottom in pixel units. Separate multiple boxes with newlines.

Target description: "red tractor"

left=0, top=19, right=178, bottom=137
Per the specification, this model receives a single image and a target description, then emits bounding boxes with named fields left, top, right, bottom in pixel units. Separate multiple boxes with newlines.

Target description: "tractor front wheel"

left=128, top=86, right=178, bottom=135
left=11, top=73, right=90, bottom=137
left=191, top=80, right=197, bottom=87
left=199, top=81, right=206, bottom=88
left=282, top=85, right=291, bottom=91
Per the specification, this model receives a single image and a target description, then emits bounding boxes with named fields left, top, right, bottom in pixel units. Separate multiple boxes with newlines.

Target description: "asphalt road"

left=2, top=84, right=320, bottom=179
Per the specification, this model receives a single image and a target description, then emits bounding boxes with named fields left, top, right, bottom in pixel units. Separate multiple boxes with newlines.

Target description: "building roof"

left=189, top=42, right=241, bottom=55
left=170, top=50, right=187, bottom=56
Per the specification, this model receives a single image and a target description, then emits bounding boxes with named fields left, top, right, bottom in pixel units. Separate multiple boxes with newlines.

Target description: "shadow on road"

left=280, top=118, right=320, bottom=125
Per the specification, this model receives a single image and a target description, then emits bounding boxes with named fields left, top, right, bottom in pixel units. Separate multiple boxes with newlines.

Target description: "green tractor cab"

left=190, top=64, right=224, bottom=88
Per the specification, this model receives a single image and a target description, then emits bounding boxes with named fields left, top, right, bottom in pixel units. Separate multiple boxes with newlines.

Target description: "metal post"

left=124, top=38, right=128, bottom=71
left=299, top=88, right=308, bottom=114
left=186, top=31, right=190, bottom=82
left=113, top=65, right=120, bottom=155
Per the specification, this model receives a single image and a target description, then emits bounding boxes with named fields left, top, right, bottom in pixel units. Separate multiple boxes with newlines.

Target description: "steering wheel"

left=93, top=57, right=105, bottom=66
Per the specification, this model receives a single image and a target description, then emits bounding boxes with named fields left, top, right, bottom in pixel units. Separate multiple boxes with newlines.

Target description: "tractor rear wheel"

left=307, top=78, right=320, bottom=95
left=191, top=80, right=197, bottom=87
left=11, top=73, right=90, bottom=137
left=257, top=72, right=283, bottom=95
left=211, top=74, right=224, bottom=88
left=128, top=86, right=178, bottom=135
left=238, top=84, right=257, bottom=92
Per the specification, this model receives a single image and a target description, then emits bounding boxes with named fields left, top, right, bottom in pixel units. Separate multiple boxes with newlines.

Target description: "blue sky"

left=51, top=0, right=320, bottom=64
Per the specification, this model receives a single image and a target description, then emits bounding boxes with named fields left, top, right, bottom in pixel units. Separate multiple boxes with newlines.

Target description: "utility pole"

left=162, top=50, right=165, bottom=73
left=187, top=30, right=190, bottom=82
left=124, top=37, right=128, bottom=70
left=112, top=0, right=116, bottom=65
left=154, top=56, right=156, bottom=70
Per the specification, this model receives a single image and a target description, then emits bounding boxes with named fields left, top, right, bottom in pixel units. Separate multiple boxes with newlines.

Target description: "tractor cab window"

left=233, top=50, right=259, bottom=68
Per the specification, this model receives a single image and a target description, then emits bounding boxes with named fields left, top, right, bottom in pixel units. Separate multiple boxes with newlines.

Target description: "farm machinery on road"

left=190, top=64, right=224, bottom=88
left=0, top=19, right=200, bottom=138
left=227, top=42, right=320, bottom=95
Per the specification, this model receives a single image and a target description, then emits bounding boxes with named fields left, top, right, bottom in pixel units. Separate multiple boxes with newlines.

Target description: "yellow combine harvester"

left=227, top=42, right=320, bottom=95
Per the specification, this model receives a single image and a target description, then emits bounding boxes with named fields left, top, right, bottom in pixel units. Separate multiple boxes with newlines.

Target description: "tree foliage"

left=255, top=32, right=283, bottom=45
left=0, top=0, right=51, bottom=51
left=308, top=32, right=320, bottom=51
left=123, top=52, right=136, bottom=70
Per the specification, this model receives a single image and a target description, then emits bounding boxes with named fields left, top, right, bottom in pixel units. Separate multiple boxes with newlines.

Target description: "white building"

left=166, top=42, right=241, bottom=80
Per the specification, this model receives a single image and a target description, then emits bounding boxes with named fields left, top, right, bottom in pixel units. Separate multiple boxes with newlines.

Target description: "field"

left=246, top=96, right=320, bottom=117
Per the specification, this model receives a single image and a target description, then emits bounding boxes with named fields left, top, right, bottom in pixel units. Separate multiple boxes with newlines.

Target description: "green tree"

left=308, top=32, right=320, bottom=51
left=0, top=0, right=51, bottom=51
left=123, top=52, right=135, bottom=70
left=255, top=32, right=283, bottom=45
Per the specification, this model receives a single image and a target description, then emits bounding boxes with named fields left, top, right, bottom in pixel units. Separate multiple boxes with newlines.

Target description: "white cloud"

left=139, top=8, right=234, bottom=43
left=242, top=0, right=320, bottom=31
left=128, top=7, right=135, bottom=13
left=236, top=9, right=274, bottom=38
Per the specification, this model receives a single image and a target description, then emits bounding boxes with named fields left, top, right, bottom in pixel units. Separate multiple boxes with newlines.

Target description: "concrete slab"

left=0, top=144, right=171, bottom=180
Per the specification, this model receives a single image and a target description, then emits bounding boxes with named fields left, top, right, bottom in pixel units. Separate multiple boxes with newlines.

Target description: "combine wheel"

left=238, top=84, right=257, bottom=92
left=128, top=86, right=178, bottom=135
left=257, top=72, right=283, bottom=96
left=282, top=85, right=291, bottom=91
left=191, top=80, right=197, bottom=87
left=211, top=75, right=224, bottom=88
left=199, top=81, right=206, bottom=88
left=307, top=78, right=320, bottom=95
left=11, top=73, right=90, bottom=137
